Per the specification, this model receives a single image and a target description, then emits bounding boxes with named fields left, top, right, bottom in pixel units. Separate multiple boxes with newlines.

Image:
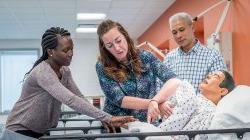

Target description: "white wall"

left=0, top=39, right=41, bottom=49
left=70, top=39, right=103, bottom=97
left=0, top=38, right=103, bottom=97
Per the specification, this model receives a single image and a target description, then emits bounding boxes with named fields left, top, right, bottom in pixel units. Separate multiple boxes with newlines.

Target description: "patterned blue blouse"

left=96, top=50, right=176, bottom=121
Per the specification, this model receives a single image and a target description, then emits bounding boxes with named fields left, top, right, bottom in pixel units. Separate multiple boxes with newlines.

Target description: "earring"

left=50, top=55, right=52, bottom=57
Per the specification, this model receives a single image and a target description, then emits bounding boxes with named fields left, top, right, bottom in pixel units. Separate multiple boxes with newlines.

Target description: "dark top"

left=96, top=50, right=176, bottom=121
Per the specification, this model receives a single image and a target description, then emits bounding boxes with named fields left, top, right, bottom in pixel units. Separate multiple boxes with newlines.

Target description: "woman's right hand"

left=102, top=116, right=137, bottom=133
left=110, top=116, right=137, bottom=127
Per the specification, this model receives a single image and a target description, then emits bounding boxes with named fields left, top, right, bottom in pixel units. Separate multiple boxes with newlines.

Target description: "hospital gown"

left=158, top=81, right=216, bottom=139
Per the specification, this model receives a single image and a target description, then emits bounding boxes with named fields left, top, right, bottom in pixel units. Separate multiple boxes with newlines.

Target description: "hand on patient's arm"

left=159, top=101, right=174, bottom=118
left=147, top=100, right=160, bottom=123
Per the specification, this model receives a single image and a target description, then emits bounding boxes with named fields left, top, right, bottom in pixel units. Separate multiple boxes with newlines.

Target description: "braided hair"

left=25, top=27, right=70, bottom=76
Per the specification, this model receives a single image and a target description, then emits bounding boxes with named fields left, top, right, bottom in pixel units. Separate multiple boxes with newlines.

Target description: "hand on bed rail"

left=102, top=121, right=116, bottom=133
left=103, top=116, right=137, bottom=133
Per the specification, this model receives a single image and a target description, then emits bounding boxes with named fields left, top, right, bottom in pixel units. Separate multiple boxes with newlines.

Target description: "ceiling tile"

left=3, top=0, right=41, bottom=8
left=40, top=0, right=76, bottom=8
left=110, top=0, right=145, bottom=9
left=0, top=0, right=175, bottom=39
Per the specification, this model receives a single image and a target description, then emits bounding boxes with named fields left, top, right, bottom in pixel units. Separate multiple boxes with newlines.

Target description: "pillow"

left=214, top=85, right=250, bottom=123
left=208, top=85, right=250, bottom=140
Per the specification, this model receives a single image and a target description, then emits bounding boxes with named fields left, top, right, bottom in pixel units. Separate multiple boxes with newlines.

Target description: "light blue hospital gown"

left=158, top=81, right=216, bottom=140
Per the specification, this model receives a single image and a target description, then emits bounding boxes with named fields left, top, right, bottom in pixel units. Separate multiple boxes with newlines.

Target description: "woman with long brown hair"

left=96, top=20, right=181, bottom=123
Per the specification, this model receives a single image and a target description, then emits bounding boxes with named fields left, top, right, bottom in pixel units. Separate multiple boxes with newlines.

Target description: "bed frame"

left=40, top=127, right=250, bottom=140
left=40, top=111, right=249, bottom=140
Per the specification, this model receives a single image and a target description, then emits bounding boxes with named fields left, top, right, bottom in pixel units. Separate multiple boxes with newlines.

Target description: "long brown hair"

left=97, top=19, right=144, bottom=82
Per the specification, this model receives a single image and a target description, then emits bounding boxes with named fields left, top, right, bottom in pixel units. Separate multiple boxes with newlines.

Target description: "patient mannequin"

left=128, top=70, right=235, bottom=140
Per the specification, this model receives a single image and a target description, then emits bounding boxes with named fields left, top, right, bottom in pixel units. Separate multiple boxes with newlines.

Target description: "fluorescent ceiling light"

left=76, top=27, right=97, bottom=33
left=77, top=13, right=106, bottom=20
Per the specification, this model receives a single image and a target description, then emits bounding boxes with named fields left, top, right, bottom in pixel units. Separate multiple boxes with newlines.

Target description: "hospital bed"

left=40, top=128, right=250, bottom=140
left=39, top=85, right=250, bottom=140
left=49, top=112, right=102, bottom=136
left=41, top=120, right=250, bottom=140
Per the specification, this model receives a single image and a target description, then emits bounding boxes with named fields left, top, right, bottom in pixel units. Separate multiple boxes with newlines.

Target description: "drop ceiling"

left=0, top=0, right=175, bottom=39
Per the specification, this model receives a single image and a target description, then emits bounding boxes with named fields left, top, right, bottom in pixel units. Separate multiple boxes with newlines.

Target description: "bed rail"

left=40, top=128, right=250, bottom=140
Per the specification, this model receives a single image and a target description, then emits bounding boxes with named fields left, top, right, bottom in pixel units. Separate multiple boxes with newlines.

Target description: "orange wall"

left=231, top=0, right=250, bottom=85
left=138, top=0, right=250, bottom=85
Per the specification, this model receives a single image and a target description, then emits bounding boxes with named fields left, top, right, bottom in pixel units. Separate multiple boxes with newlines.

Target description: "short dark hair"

left=219, top=70, right=236, bottom=93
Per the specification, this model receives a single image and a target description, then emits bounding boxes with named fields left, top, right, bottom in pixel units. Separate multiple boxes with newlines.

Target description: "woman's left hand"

left=159, top=101, right=174, bottom=119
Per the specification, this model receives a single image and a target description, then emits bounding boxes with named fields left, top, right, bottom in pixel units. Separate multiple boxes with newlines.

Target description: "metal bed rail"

left=56, top=112, right=101, bottom=135
left=60, top=111, right=82, bottom=118
left=40, top=128, right=250, bottom=140
left=45, top=126, right=104, bottom=135
left=59, top=118, right=98, bottom=127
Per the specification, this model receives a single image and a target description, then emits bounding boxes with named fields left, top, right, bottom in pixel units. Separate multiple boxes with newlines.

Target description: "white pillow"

left=214, top=85, right=250, bottom=123
left=209, top=85, right=250, bottom=140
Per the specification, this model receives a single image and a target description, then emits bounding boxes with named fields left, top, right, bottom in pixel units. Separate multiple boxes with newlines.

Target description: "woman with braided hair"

left=5, top=27, right=135, bottom=139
